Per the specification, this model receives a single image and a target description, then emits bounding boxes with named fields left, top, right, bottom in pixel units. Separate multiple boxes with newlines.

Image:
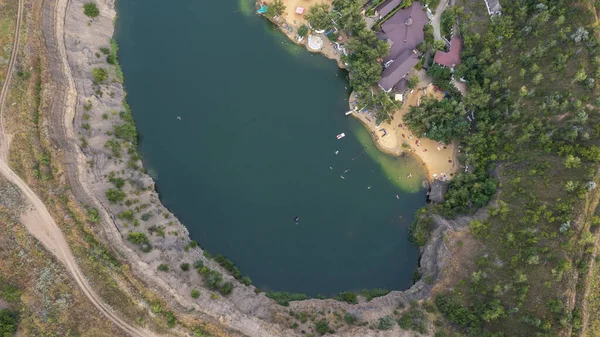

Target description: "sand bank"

left=261, top=0, right=344, bottom=67
left=350, top=85, right=459, bottom=182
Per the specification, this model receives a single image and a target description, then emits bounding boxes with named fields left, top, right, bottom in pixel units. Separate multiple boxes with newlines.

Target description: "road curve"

left=0, top=0, right=159, bottom=336
left=431, top=0, right=448, bottom=42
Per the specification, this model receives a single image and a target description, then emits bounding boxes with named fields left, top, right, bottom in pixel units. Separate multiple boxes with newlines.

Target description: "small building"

left=378, top=50, right=419, bottom=92
left=428, top=179, right=449, bottom=203
left=483, top=0, right=502, bottom=16
left=433, top=37, right=462, bottom=69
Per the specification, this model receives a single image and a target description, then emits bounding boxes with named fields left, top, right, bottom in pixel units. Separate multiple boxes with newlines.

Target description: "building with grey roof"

left=380, top=3, right=428, bottom=63
left=375, top=0, right=403, bottom=19
left=378, top=50, right=419, bottom=92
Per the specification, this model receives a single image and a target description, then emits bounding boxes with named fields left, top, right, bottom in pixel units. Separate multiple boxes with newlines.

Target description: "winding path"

left=0, top=0, right=157, bottom=336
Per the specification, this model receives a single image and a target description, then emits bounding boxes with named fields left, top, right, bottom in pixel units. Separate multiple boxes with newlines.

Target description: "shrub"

left=200, top=268, right=223, bottom=290
left=0, top=309, right=17, bottom=336
left=219, top=282, right=233, bottom=296
left=118, top=210, right=134, bottom=221
left=397, top=308, right=427, bottom=333
left=336, top=291, right=357, bottom=304
left=109, top=176, right=125, bottom=188
left=92, top=67, right=108, bottom=83
left=114, top=123, right=137, bottom=142
left=240, top=275, right=252, bottom=286
left=105, top=188, right=126, bottom=203
left=315, top=319, right=329, bottom=334
left=266, top=291, right=308, bottom=306
left=214, top=254, right=241, bottom=279
left=409, top=210, right=433, bottom=246
left=157, top=264, right=169, bottom=272
left=0, top=284, right=20, bottom=303
left=87, top=207, right=100, bottom=223
left=361, top=288, right=390, bottom=301
left=344, top=312, right=356, bottom=325
left=83, top=2, right=99, bottom=18
left=191, top=289, right=200, bottom=299
left=298, top=24, right=309, bottom=37
left=180, top=263, right=190, bottom=271
left=377, top=316, right=395, bottom=330
left=127, top=231, right=152, bottom=252
left=193, top=260, right=204, bottom=269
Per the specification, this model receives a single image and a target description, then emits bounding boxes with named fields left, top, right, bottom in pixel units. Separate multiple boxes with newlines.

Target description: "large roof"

left=381, top=3, right=428, bottom=62
left=378, top=50, right=419, bottom=92
left=433, top=37, right=462, bottom=68
left=376, top=0, right=403, bottom=18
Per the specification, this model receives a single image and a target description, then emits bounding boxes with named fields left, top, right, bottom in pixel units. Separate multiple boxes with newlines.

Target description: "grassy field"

left=0, top=0, right=18, bottom=85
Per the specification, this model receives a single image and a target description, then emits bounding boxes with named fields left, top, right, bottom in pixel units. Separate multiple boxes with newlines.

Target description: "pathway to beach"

left=352, top=85, right=459, bottom=181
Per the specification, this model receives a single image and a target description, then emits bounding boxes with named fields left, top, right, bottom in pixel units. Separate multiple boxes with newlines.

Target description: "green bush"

left=199, top=268, right=223, bottom=290
left=240, top=275, right=252, bottom=286
left=0, top=309, right=17, bottom=336
left=361, top=288, right=390, bottom=301
left=193, top=260, right=204, bottom=269
left=127, top=231, right=152, bottom=252
left=109, top=176, right=125, bottom=188
left=298, top=24, right=309, bottom=37
left=191, top=289, right=200, bottom=299
left=92, top=67, right=108, bottom=83
left=266, top=291, right=308, bottom=306
left=118, top=210, right=134, bottom=221
left=157, top=264, right=169, bottom=272
left=180, top=263, right=190, bottom=271
left=397, top=308, right=427, bottom=334
left=219, top=282, right=233, bottom=296
left=87, top=207, right=100, bottom=223
left=344, top=312, right=356, bottom=325
left=377, top=316, right=396, bottom=330
left=105, top=188, right=126, bottom=203
left=214, top=254, right=241, bottom=279
left=315, top=319, right=329, bottom=334
left=336, top=291, right=358, bottom=304
left=0, top=284, right=20, bottom=303
left=83, top=2, right=99, bottom=18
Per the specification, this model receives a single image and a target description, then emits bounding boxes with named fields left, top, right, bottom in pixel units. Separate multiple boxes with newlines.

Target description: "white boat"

left=345, top=111, right=353, bottom=116
left=336, top=133, right=345, bottom=140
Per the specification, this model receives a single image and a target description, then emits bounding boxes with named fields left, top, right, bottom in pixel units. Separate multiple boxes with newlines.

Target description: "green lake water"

left=114, top=0, right=426, bottom=295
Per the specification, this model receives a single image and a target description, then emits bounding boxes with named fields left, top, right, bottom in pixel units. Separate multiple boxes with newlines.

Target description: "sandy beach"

left=263, top=0, right=344, bottom=66
left=350, top=83, right=459, bottom=182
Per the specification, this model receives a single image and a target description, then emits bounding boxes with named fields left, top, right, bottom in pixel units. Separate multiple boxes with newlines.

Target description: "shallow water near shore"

left=115, top=0, right=426, bottom=295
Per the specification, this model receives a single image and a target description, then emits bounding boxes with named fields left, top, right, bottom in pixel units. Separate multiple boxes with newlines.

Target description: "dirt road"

left=0, top=0, right=158, bottom=336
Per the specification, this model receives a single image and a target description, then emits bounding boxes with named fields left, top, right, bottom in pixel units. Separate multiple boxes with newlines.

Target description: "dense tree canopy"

left=404, top=96, right=469, bottom=142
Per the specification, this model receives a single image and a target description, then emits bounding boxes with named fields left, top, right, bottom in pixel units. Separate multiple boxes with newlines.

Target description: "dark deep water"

left=114, top=0, right=426, bottom=295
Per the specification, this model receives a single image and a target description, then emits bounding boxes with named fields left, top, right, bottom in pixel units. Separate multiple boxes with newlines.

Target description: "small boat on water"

left=345, top=111, right=353, bottom=116
left=336, top=133, right=345, bottom=140
left=294, top=216, right=300, bottom=223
